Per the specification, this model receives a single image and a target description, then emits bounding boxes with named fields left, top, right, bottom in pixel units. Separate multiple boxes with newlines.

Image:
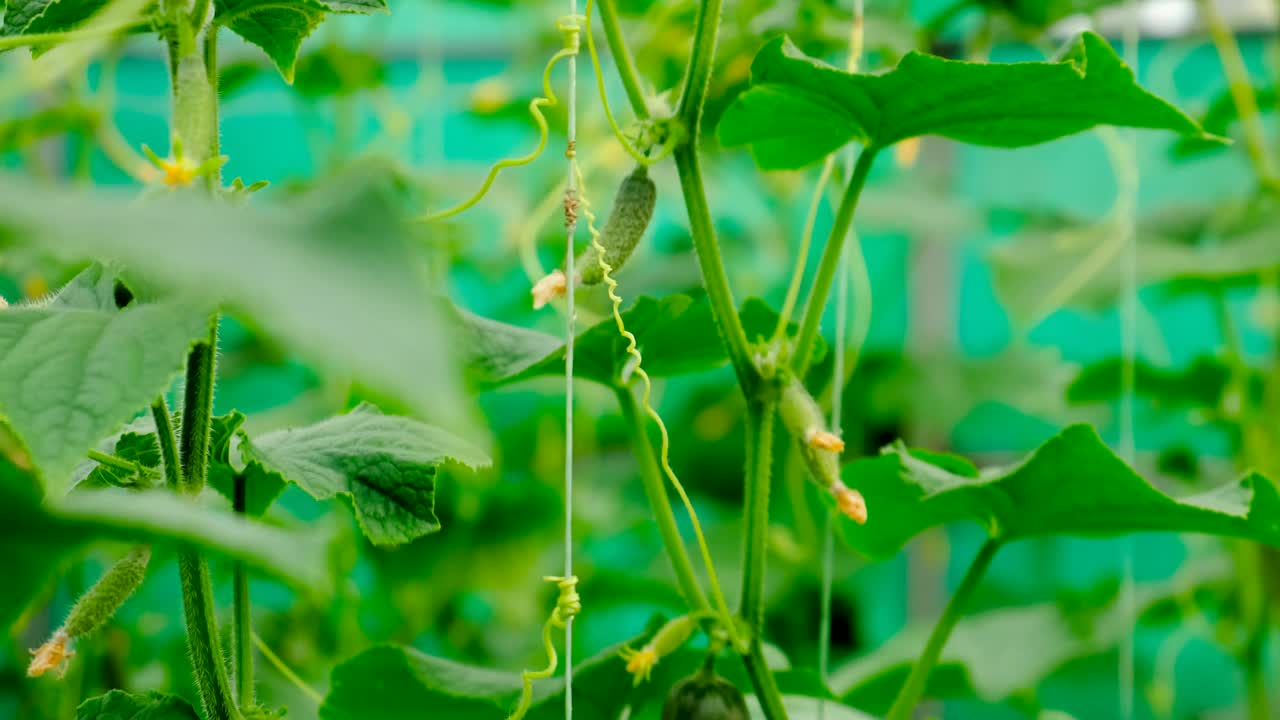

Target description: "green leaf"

left=72, top=416, right=161, bottom=490
left=293, top=44, right=387, bottom=98
left=839, top=424, right=1280, bottom=559
left=1, top=0, right=106, bottom=37
left=206, top=411, right=288, bottom=516
left=213, top=0, right=388, bottom=82
left=989, top=210, right=1280, bottom=326
left=1067, top=355, right=1254, bottom=410
left=718, top=32, right=1210, bottom=169
left=831, top=563, right=1226, bottom=714
left=52, top=488, right=329, bottom=589
left=457, top=294, right=821, bottom=387
left=971, top=0, right=1118, bottom=30
left=1172, top=85, right=1276, bottom=160
left=320, top=643, right=627, bottom=719
left=0, top=268, right=210, bottom=495
left=0, top=160, right=476, bottom=437
left=77, top=690, right=200, bottom=720
left=239, top=403, right=490, bottom=546
left=0, top=466, right=328, bottom=628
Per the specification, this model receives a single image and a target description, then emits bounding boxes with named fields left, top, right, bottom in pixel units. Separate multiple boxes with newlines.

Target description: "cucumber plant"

left=0, top=0, right=1276, bottom=719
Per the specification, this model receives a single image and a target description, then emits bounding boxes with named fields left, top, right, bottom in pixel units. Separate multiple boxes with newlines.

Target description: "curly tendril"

left=506, top=575, right=581, bottom=720
left=421, top=16, right=583, bottom=223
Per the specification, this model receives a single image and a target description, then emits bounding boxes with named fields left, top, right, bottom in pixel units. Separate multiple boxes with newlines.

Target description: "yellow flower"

left=27, top=630, right=73, bottom=678
left=620, top=644, right=658, bottom=686
left=158, top=156, right=198, bottom=188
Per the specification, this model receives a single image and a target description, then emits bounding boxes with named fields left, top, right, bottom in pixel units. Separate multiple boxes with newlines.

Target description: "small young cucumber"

left=577, top=165, right=656, bottom=285
left=64, top=544, right=152, bottom=638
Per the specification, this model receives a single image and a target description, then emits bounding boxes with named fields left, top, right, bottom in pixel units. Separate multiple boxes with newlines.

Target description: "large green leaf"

left=0, top=162, right=475, bottom=437
left=831, top=563, right=1226, bottom=715
left=457, top=295, right=820, bottom=387
left=239, top=403, right=491, bottom=546
left=213, top=0, right=388, bottom=81
left=0, top=458, right=328, bottom=628
left=321, top=640, right=640, bottom=720
left=839, top=424, right=1280, bottom=559
left=0, top=268, right=209, bottom=495
left=77, top=690, right=199, bottom=720
left=718, top=32, right=1208, bottom=170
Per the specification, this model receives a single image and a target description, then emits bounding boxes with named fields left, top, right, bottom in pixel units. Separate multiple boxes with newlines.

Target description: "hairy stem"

left=793, top=148, right=877, bottom=378
left=886, top=539, right=1001, bottom=720
left=615, top=385, right=711, bottom=614
left=595, top=0, right=649, bottom=119
left=177, top=326, right=237, bottom=720
left=671, top=0, right=756, bottom=396
left=151, top=399, right=182, bottom=490
left=739, top=401, right=788, bottom=720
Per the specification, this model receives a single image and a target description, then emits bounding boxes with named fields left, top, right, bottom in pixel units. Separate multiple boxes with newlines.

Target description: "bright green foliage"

left=0, top=103, right=98, bottom=151
left=831, top=565, right=1223, bottom=714
left=839, top=424, right=1280, bottom=558
left=718, top=32, right=1209, bottom=169
left=77, top=690, right=200, bottom=720
left=457, top=294, right=821, bottom=387
left=0, top=164, right=475, bottom=435
left=0, top=272, right=209, bottom=496
left=214, top=0, right=389, bottom=82
left=239, top=403, right=491, bottom=546
left=73, top=417, right=162, bottom=490
left=1, top=0, right=109, bottom=39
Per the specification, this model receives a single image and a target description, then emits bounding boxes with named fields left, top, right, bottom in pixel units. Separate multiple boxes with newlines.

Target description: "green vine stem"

left=178, top=327, right=241, bottom=720
left=671, top=0, right=756, bottom=396
left=615, top=384, right=711, bottom=614
left=886, top=539, right=1002, bottom=720
left=594, top=0, right=649, bottom=120
left=740, top=401, right=788, bottom=720
left=792, top=148, right=877, bottom=378
left=1194, top=0, right=1278, bottom=190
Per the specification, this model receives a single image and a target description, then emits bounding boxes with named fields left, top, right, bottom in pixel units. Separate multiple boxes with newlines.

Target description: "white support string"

left=562, top=1, right=579, bottom=715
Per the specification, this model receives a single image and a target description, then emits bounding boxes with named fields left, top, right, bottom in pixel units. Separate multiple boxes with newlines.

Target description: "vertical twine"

left=562, top=4, right=579, bottom=717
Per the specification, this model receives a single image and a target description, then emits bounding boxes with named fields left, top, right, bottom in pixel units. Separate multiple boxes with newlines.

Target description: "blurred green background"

left=2, top=0, right=1277, bottom=718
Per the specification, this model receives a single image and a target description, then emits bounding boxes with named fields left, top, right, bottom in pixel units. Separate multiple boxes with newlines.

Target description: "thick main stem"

left=886, top=539, right=1001, bottom=720
left=176, top=325, right=239, bottom=720
left=671, top=0, right=756, bottom=396
left=615, top=385, right=711, bottom=613
left=793, top=148, right=877, bottom=378
left=740, top=401, right=788, bottom=720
